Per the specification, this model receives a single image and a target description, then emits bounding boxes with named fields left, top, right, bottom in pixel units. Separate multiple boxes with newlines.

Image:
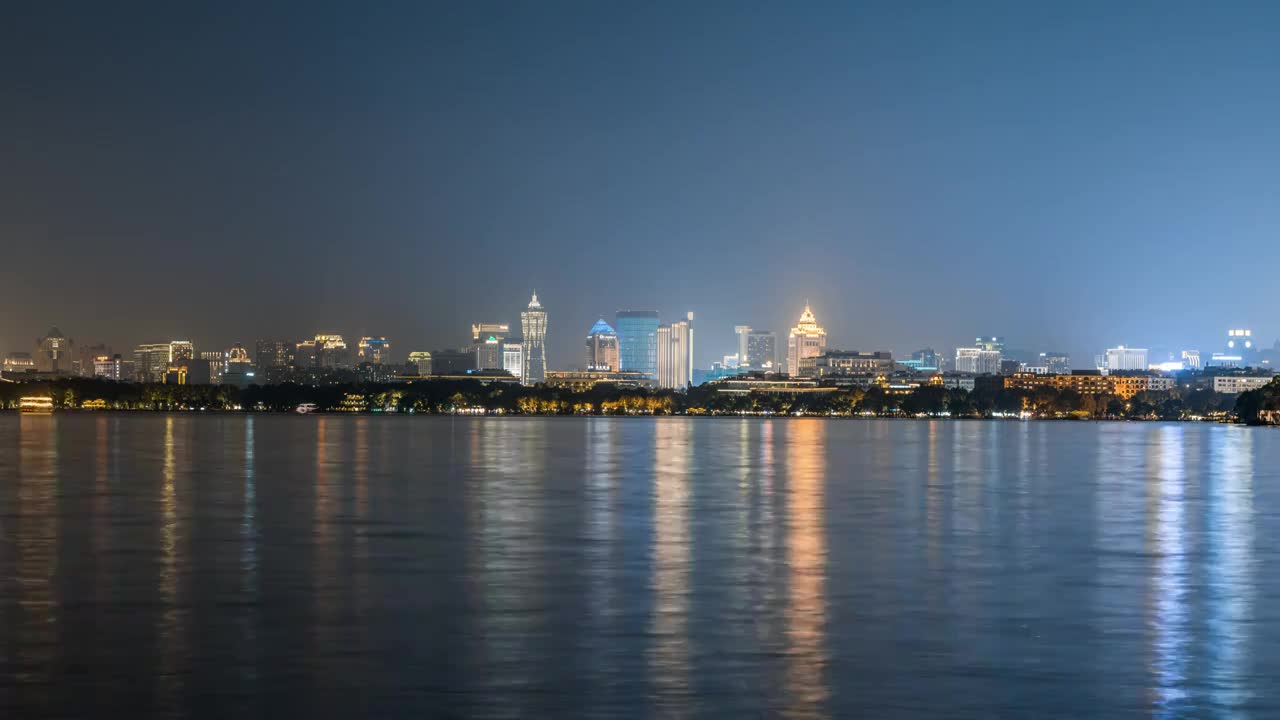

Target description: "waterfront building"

left=35, top=327, right=74, bottom=374
left=502, top=342, right=524, bottom=383
left=545, top=370, right=657, bottom=391
left=471, top=323, right=509, bottom=343
left=954, top=347, right=1001, bottom=375
left=521, top=292, right=547, bottom=385
left=747, top=330, right=777, bottom=371
left=616, top=310, right=660, bottom=377
left=803, top=350, right=895, bottom=378
left=585, top=319, right=621, bottom=371
left=407, top=351, right=433, bottom=376
left=708, top=375, right=838, bottom=395
left=656, top=312, right=694, bottom=389
left=134, top=343, right=171, bottom=383
left=786, top=305, right=827, bottom=377
left=1104, top=346, right=1148, bottom=373
left=2, top=352, right=36, bottom=377
left=1213, top=375, right=1274, bottom=394
left=1005, top=371, right=1173, bottom=400
left=358, top=336, right=391, bottom=364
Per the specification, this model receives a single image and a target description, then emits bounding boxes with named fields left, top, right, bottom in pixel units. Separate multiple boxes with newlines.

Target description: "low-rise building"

left=1213, top=376, right=1275, bottom=394
left=545, top=370, right=657, bottom=391
left=802, top=350, right=895, bottom=378
left=1005, top=371, right=1173, bottom=399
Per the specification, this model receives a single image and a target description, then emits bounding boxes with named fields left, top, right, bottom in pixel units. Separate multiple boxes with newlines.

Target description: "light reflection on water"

left=0, top=416, right=1278, bottom=719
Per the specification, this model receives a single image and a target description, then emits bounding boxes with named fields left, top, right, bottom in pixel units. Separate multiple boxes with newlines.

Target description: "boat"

left=19, top=396, right=55, bottom=414
left=295, top=403, right=318, bottom=414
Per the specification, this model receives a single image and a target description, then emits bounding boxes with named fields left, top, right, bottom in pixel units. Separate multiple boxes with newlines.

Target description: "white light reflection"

left=1147, top=425, right=1189, bottom=717
left=1207, top=428, right=1254, bottom=714
left=650, top=418, right=692, bottom=715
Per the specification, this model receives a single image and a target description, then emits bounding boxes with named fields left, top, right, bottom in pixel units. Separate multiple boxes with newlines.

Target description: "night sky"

left=3, top=1, right=1278, bottom=369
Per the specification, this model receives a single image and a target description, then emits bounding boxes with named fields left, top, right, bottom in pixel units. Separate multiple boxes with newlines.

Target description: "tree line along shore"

left=3, top=376, right=1280, bottom=424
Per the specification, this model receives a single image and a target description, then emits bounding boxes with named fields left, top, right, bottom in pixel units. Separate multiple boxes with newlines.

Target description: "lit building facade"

left=1040, top=352, right=1071, bottom=375
left=200, top=350, right=225, bottom=384
left=407, top=351, right=433, bottom=376
left=134, top=343, right=171, bottom=383
left=786, top=305, right=827, bottom=377
left=474, top=335, right=503, bottom=370
left=803, top=350, right=895, bottom=378
left=747, top=330, right=777, bottom=371
left=503, top=342, right=524, bottom=383
left=616, top=310, right=659, bottom=378
left=1213, top=376, right=1274, bottom=394
left=223, top=343, right=254, bottom=386
left=976, top=336, right=1005, bottom=354
left=358, top=336, right=391, bottom=364
left=585, top=319, right=620, bottom=371
left=169, top=341, right=194, bottom=363
left=471, top=323, right=509, bottom=343
left=36, top=327, right=74, bottom=374
left=1181, top=350, right=1202, bottom=370
left=735, top=326, right=752, bottom=365
left=1104, top=346, right=1148, bottom=373
left=93, top=354, right=124, bottom=381
left=3, top=352, right=36, bottom=376
left=1005, top=371, right=1174, bottom=400
left=255, top=340, right=292, bottom=368
left=911, top=348, right=940, bottom=371
left=521, top=292, right=547, bottom=385
left=315, top=334, right=350, bottom=369
left=656, top=312, right=694, bottom=389
left=954, top=347, right=1001, bottom=375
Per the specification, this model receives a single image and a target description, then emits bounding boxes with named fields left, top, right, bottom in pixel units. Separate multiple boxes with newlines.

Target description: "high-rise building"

left=954, top=347, right=1002, bottom=375
left=911, top=348, right=940, bottom=371
left=200, top=350, right=226, bottom=384
left=521, top=292, right=547, bottom=385
left=431, top=349, right=476, bottom=375
left=408, top=351, right=433, bottom=376
left=656, top=312, right=694, bottom=389
left=293, top=340, right=318, bottom=368
left=1040, top=352, right=1071, bottom=375
left=735, top=325, right=752, bottom=365
left=223, top=343, right=254, bottom=386
left=746, top=330, right=777, bottom=370
left=616, top=310, right=660, bottom=378
left=255, top=340, right=292, bottom=368
left=358, top=336, right=390, bottom=364
left=1224, top=329, right=1258, bottom=366
left=471, top=323, right=510, bottom=343
left=76, top=343, right=110, bottom=377
left=169, top=340, right=194, bottom=363
left=474, top=335, right=503, bottom=370
left=134, top=343, right=171, bottom=383
left=311, top=334, right=350, bottom=368
left=786, top=305, right=827, bottom=377
left=585, top=319, right=620, bottom=371
left=35, top=327, right=74, bottom=374
left=1104, top=346, right=1148, bottom=373
left=503, top=342, right=524, bottom=383
left=93, top=354, right=124, bottom=381
left=1181, top=350, right=1202, bottom=370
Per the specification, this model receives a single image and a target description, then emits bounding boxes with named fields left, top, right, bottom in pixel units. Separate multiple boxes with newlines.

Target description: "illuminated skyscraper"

left=1104, top=346, right=1148, bottom=373
left=735, top=325, right=752, bottom=364
left=503, top=342, right=524, bottom=382
left=786, top=305, right=826, bottom=377
left=586, top=319, right=620, bottom=371
left=521, top=292, right=547, bottom=385
left=255, top=340, right=292, bottom=368
left=133, top=343, right=171, bottom=382
left=358, top=336, right=390, bottom=364
left=657, top=312, right=694, bottom=389
left=955, top=347, right=1001, bottom=375
left=474, top=335, right=503, bottom=370
left=169, top=340, right=194, bottom=363
left=747, top=330, right=777, bottom=370
left=471, top=323, right=509, bottom=343
left=314, top=334, right=350, bottom=368
left=616, top=310, right=659, bottom=378
left=408, top=351, right=433, bottom=376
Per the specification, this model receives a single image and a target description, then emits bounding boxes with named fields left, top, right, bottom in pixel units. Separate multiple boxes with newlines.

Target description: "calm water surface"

left=1, top=415, right=1279, bottom=718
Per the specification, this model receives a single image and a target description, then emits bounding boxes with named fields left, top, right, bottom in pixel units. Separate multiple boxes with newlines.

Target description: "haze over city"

left=3, top=1, right=1278, bottom=368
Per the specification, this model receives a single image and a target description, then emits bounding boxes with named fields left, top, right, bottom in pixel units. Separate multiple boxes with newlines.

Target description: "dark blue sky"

left=2, top=1, right=1278, bottom=368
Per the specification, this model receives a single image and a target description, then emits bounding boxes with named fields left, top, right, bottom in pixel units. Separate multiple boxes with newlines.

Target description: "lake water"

left=1, top=414, right=1279, bottom=718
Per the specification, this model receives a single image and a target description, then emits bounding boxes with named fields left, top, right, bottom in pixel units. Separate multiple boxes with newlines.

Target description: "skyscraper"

left=315, top=334, right=350, bottom=368
left=358, top=336, right=391, bottom=364
left=954, top=347, right=1001, bottom=375
left=521, top=292, right=547, bottom=385
left=657, top=312, right=694, bottom=389
left=586, top=319, right=620, bottom=371
left=471, top=323, right=510, bottom=343
left=133, top=343, right=171, bottom=382
left=1104, top=346, right=1148, bottom=373
left=735, top=325, right=752, bottom=365
left=169, top=340, right=194, bottom=363
left=475, top=335, right=503, bottom=370
left=747, top=330, right=777, bottom=370
left=616, top=310, right=660, bottom=378
left=408, top=351, right=433, bottom=376
left=255, top=340, right=292, bottom=368
left=503, top=342, right=524, bottom=383
left=786, top=305, right=827, bottom=377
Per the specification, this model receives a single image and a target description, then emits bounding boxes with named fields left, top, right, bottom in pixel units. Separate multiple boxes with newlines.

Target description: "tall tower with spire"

left=786, top=304, right=827, bottom=376
left=520, top=291, right=547, bottom=385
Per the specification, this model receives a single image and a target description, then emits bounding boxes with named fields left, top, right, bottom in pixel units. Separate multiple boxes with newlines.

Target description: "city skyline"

left=3, top=3, right=1279, bottom=371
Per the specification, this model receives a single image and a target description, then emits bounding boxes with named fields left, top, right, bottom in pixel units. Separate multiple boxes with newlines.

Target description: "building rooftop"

left=587, top=319, right=617, bottom=336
